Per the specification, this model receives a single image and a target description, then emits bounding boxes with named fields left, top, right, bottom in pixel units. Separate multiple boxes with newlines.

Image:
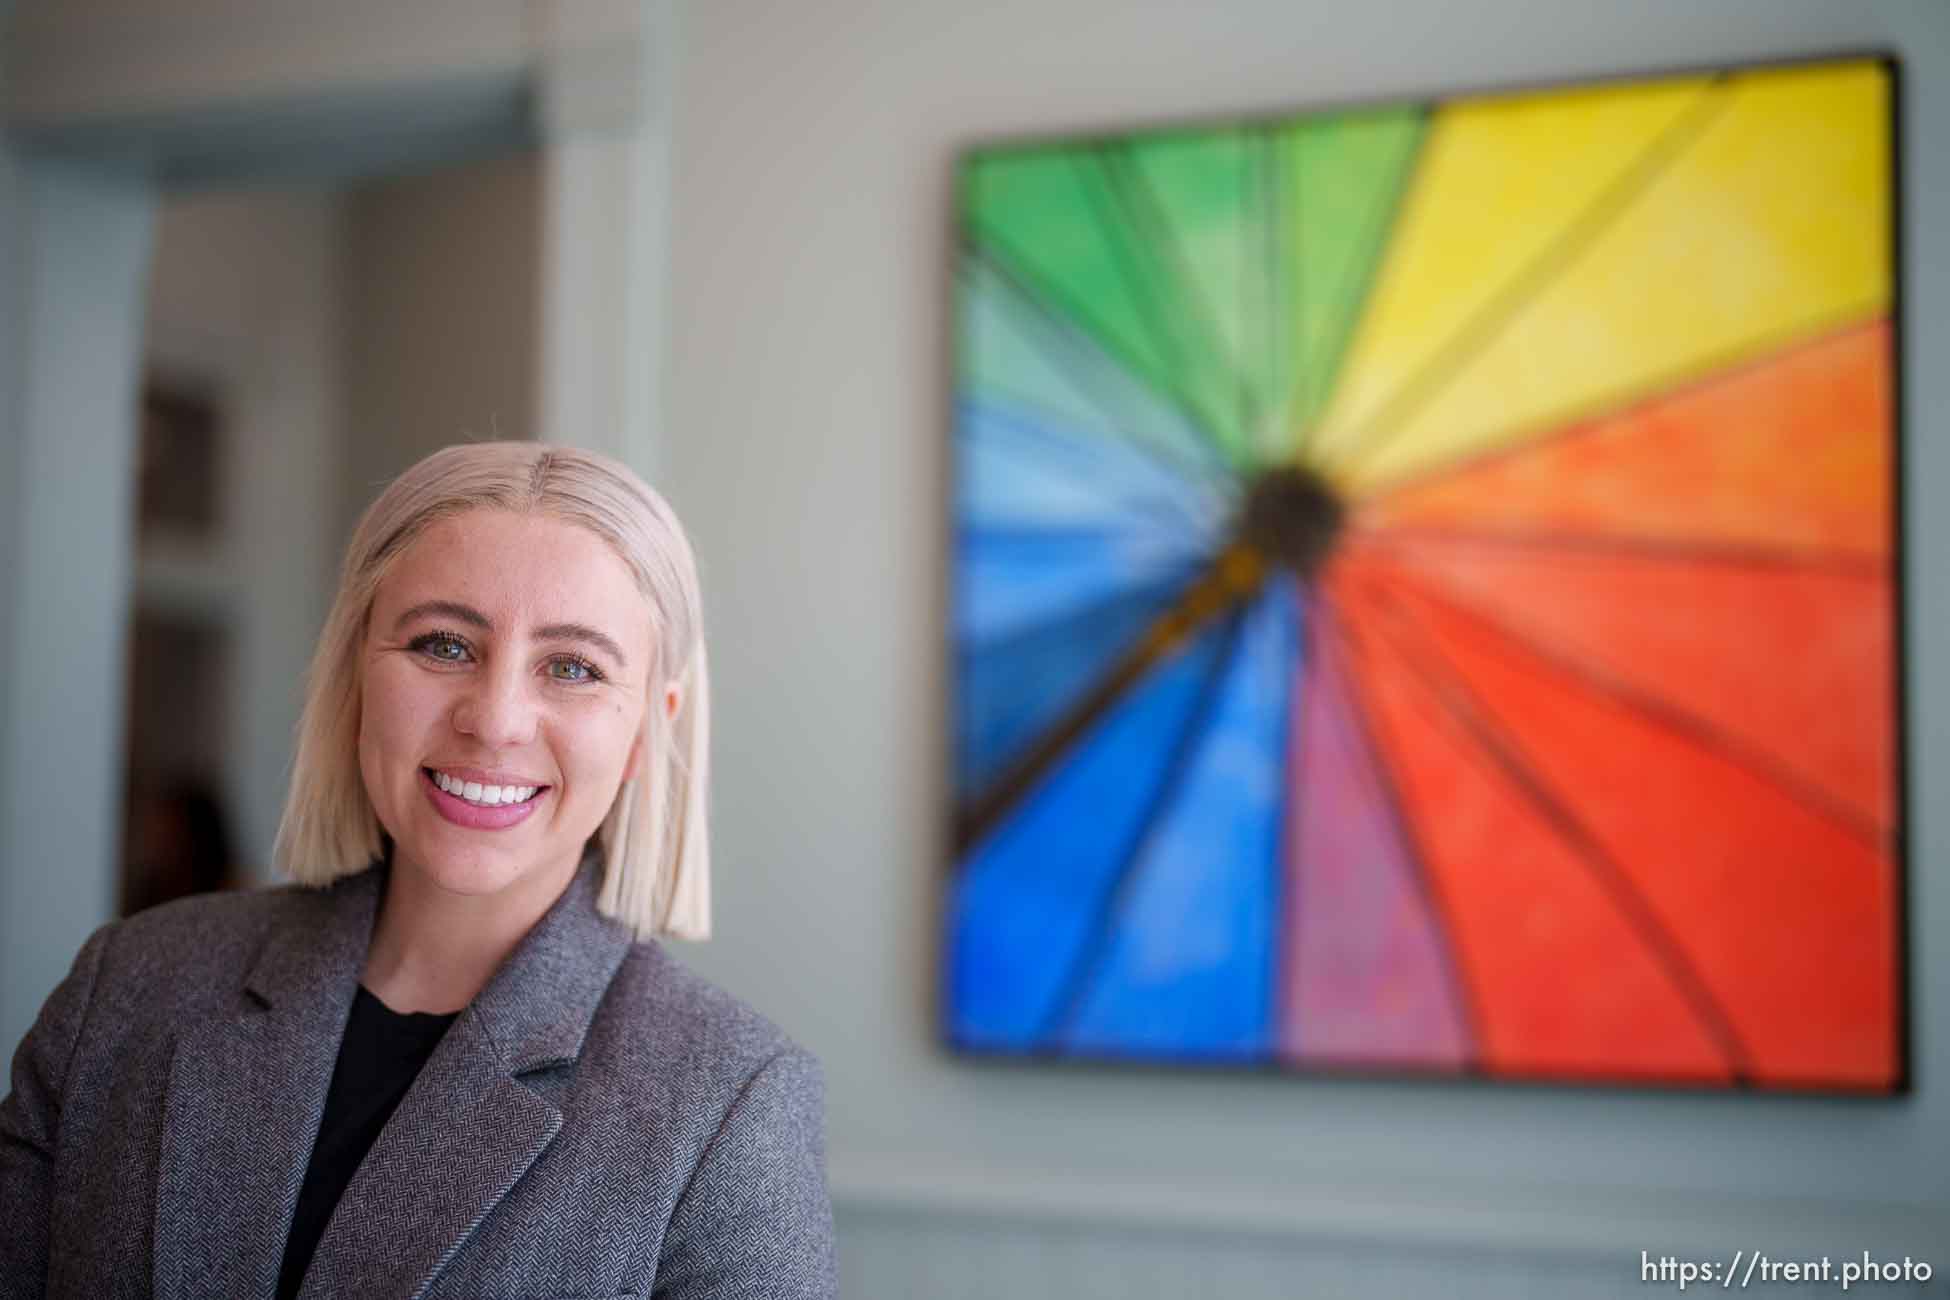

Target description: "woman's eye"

left=411, top=632, right=470, bottom=663
left=548, top=656, right=601, bottom=683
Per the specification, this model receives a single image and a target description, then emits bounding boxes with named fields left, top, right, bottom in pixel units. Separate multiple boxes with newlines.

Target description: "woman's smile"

left=423, top=765, right=549, bottom=806
left=420, top=767, right=548, bottom=829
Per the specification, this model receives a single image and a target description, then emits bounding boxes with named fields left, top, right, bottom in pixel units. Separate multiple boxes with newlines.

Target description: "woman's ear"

left=621, top=689, right=679, bottom=785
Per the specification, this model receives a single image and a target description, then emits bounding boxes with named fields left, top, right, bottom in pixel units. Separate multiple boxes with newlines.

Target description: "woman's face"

left=358, top=508, right=656, bottom=907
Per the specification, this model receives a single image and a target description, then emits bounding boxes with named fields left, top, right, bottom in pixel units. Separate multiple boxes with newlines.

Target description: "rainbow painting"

left=943, top=55, right=1904, bottom=1092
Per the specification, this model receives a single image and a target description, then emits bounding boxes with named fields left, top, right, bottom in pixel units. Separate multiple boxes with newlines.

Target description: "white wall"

left=661, top=0, right=1949, bottom=1289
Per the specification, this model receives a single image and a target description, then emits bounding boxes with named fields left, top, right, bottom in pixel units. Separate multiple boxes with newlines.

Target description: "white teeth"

left=431, top=770, right=539, bottom=807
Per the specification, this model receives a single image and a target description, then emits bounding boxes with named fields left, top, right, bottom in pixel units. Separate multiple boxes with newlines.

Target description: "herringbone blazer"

left=0, top=861, right=837, bottom=1299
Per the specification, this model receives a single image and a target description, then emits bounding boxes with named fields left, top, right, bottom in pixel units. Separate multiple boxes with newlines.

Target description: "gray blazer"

left=0, top=862, right=837, bottom=1299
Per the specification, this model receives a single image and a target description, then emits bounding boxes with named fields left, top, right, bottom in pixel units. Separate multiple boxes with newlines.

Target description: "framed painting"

left=942, top=53, right=1905, bottom=1092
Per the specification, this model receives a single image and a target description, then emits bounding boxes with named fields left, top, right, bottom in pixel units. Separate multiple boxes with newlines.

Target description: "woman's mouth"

left=427, top=768, right=543, bottom=806
left=421, top=767, right=549, bottom=829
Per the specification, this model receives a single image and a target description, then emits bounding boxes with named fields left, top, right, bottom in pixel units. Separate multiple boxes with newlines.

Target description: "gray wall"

left=342, top=150, right=541, bottom=531
left=660, top=0, right=1949, bottom=1289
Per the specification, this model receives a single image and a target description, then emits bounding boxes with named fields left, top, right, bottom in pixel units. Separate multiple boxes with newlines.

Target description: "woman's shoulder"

left=84, top=879, right=364, bottom=1011
left=563, top=941, right=825, bottom=1181
left=588, top=939, right=816, bottom=1091
left=109, top=880, right=339, bottom=960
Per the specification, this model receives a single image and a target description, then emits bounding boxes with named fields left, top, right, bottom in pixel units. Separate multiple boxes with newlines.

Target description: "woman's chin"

left=382, top=778, right=597, bottom=906
left=392, top=837, right=552, bottom=902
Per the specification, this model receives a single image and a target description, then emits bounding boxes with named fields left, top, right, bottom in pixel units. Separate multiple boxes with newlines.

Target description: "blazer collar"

left=154, top=870, right=380, bottom=1300
left=243, top=866, right=386, bottom=1013
left=241, top=852, right=635, bottom=1064
left=156, top=854, right=635, bottom=1300
left=465, top=856, right=636, bottom=1075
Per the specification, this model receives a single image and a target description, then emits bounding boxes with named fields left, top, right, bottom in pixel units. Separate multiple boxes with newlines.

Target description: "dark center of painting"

left=1235, top=465, right=1344, bottom=583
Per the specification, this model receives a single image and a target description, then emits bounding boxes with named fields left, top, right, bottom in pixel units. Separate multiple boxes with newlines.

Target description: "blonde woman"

left=0, top=444, right=834, bottom=1299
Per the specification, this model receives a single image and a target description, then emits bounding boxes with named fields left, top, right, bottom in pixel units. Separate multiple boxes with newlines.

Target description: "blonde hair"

left=274, top=442, right=711, bottom=939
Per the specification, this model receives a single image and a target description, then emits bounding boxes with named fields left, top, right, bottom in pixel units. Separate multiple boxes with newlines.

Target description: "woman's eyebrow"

left=394, top=599, right=490, bottom=631
left=535, top=622, right=628, bottom=668
left=393, top=602, right=628, bottom=668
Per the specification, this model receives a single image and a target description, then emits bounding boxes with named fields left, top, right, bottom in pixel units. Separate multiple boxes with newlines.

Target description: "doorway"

left=0, top=0, right=674, bottom=1049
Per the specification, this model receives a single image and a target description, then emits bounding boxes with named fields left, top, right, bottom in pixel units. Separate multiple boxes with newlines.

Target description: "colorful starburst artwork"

left=943, top=55, right=1904, bottom=1091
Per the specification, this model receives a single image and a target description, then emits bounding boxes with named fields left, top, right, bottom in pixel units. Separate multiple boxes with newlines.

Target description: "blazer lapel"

left=298, top=861, right=633, bottom=1300
left=153, top=871, right=381, bottom=1300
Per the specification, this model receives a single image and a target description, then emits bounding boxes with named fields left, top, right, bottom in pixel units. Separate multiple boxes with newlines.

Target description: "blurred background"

left=0, top=1, right=1944, bottom=1295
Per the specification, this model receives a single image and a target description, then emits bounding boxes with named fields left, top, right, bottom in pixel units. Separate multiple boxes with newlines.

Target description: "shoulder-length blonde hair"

left=273, top=442, right=711, bottom=940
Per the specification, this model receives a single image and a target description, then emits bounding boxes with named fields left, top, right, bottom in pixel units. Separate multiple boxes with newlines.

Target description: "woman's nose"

left=451, top=662, right=539, bottom=749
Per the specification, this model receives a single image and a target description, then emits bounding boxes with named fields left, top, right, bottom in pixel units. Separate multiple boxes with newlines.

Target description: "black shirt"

left=275, top=986, right=459, bottom=1300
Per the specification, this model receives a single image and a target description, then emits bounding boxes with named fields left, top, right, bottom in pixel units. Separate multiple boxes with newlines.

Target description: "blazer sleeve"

left=653, top=1045, right=838, bottom=1300
left=0, top=924, right=112, bottom=1298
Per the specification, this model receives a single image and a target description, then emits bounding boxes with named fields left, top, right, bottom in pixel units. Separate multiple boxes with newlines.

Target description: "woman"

left=0, top=444, right=835, bottom=1299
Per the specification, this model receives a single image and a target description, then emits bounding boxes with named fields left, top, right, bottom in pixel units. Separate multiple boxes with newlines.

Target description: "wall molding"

left=829, top=1155, right=1943, bottom=1261
left=533, top=0, right=673, bottom=476
left=5, top=0, right=530, bottom=125
left=5, top=0, right=656, bottom=135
